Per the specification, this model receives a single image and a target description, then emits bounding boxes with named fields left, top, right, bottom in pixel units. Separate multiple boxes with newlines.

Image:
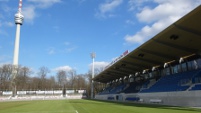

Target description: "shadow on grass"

left=74, top=99, right=201, bottom=112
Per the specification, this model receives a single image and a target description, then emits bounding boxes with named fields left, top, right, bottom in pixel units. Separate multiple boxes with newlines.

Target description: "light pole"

left=90, top=52, right=96, bottom=99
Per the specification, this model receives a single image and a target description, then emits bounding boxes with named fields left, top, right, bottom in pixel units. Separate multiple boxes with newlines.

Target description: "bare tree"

left=56, top=70, right=67, bottom=87
left=29, top=77, right=41, bottom=90
left=84, top=71, right=92, bottom=97
left=0, top=64, right=92, bottom=94
left=74, top=74, right=87, bottom=90
left=0, top=64, right=13, bottom=90
left=38, top=66, right=50, bottom=90
left=45, top=76, right=57, bottom=90
left=38, top=66, right=50, bottom=79
left=68, top=69, right=76, bottom=89
left=15, top=66, right=32, bottom=90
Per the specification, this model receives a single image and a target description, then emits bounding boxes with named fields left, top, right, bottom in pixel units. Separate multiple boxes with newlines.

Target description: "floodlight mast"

left=12, top=0, right=24, bottom=97
left=91, top=52, right=96, bottom=99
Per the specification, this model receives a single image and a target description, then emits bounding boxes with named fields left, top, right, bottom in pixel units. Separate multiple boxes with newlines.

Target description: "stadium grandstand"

left=94, top=5, right=201, bottom=107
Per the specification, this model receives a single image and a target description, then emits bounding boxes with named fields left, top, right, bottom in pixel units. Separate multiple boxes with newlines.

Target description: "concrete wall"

left=95, top=90, right=201, bottom=107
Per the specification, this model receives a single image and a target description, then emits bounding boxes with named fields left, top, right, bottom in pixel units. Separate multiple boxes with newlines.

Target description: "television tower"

left=12, top=0, right=24, bottom=97
left=13, top=0, right=23, bottom=65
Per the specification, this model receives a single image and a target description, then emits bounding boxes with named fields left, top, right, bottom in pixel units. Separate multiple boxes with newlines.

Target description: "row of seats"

left=98, top=69, right=201, bottom=95
left=140, top=69, right=201, bottom=93
left=99, top=82, right=142, bottom=94
left=99, top=83, right=126, bottom=95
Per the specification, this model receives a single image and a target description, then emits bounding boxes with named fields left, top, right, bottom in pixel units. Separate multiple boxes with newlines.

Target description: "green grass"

left=0, top=99, right=200, bottom=113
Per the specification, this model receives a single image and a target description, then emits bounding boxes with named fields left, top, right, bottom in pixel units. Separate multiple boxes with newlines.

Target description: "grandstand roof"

left=93, top=5, right=201, bottom=83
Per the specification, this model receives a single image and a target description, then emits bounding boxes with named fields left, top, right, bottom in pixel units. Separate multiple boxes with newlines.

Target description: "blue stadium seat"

left=125, top=97, right=140, bottom=101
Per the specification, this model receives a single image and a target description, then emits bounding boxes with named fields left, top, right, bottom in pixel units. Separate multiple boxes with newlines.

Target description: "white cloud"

left=52, top=26, right=60, bottom=32
left=1, top=4, right=12, bottom=14
left=125, top=19, right=135, bottom=25
left=89, top=61, right=109, bottom=70
left=99, top=0, right=123, bottom=13
left=128, top=0, right=150, bottom=11
left=125, top=0, right=201, bottom=44
left=65, top=46, right=77, bottom=53
left=0, top=29, right=9, bottom=36
left=46, top=42, right=76, bottom=55
left=23, top=0, right=61, bottom=23
left=0, top=55, right=11, bottom=65
left=0, top=4, right=14, bottom=36
left=136, top=0, right=197, bottom=23
left=27, top=0, right=61, bottom=8
left=53, top=65, right=73, bottom=72
left=63, top=42, right=77, bottom=53
left=47, top=47, right=55, bottom=55
left=23, top=5, right=36, bottom=24
left=64, top=42, right=70, bottom=46
left=96, top=0, right=123, bottom=18
left=4, top=21, right=14, bottom=27
left=0, top=4, right=14, bottom=34
left=76, top=0, right=86, bottom=4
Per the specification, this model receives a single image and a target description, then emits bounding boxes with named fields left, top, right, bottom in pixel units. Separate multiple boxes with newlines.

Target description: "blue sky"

left=0, top=0, right=200, bottom=76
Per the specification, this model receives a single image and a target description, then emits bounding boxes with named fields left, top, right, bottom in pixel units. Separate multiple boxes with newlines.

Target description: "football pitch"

left=0, top=99, right=200, bottom=113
